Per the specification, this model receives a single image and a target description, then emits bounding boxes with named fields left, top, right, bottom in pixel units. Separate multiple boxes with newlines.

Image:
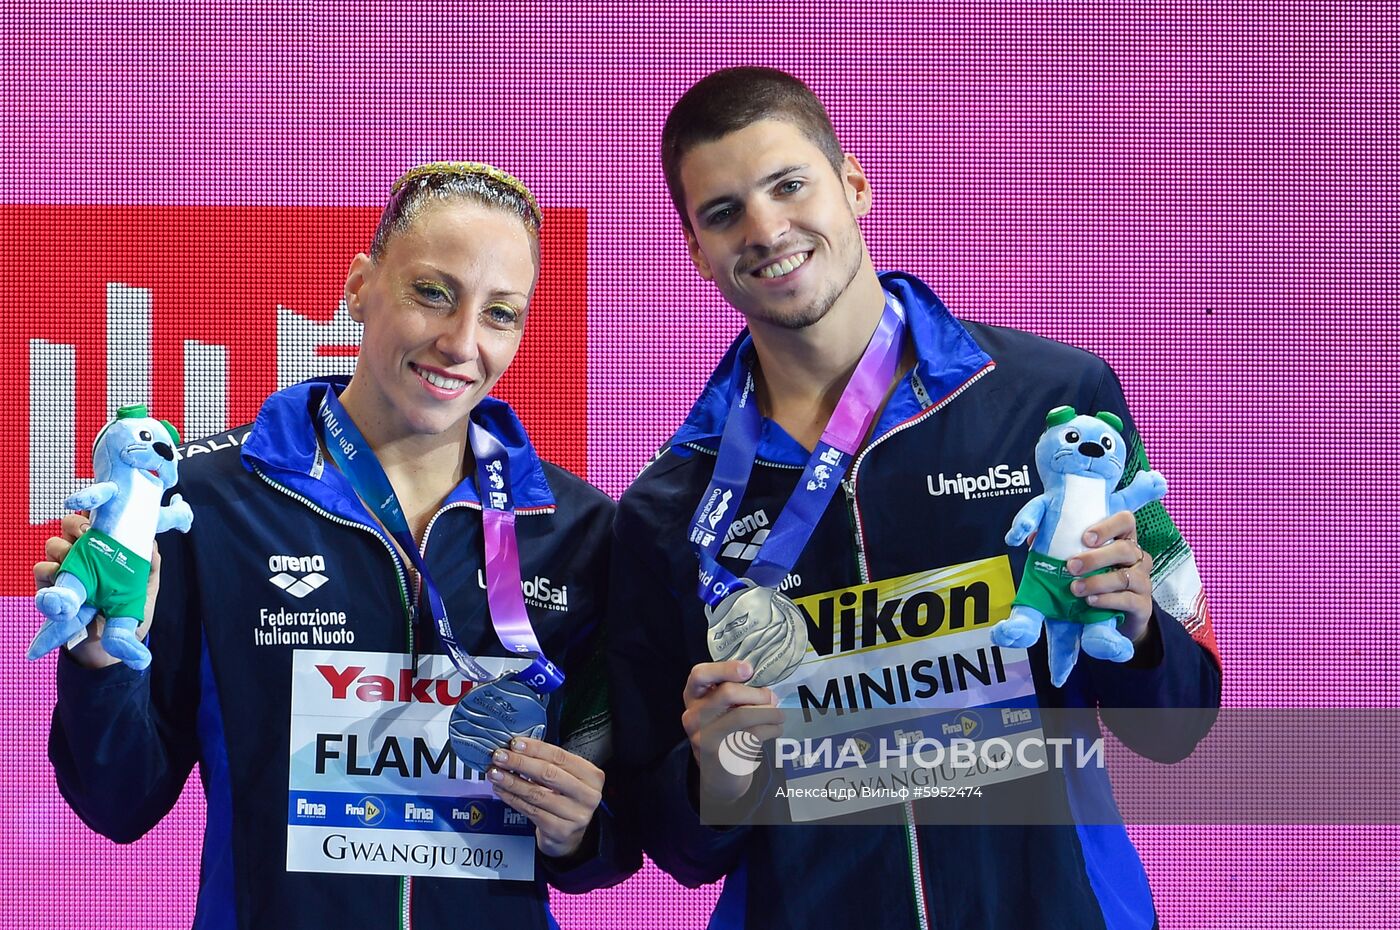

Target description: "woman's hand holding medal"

left=486, top=738, right=605, bottom=859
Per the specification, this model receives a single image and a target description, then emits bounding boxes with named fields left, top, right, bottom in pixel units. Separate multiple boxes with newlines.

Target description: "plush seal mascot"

left=991, top=406, right=1167, bottom=687
left=28, top=404, right=193, bottom=670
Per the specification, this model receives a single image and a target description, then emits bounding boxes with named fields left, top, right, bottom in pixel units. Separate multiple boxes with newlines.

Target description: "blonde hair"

left=370, top=162, right=542, bottom=259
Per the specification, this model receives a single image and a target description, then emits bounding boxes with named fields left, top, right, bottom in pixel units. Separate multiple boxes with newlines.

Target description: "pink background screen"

left=1, top=1, right=1393, bottom=927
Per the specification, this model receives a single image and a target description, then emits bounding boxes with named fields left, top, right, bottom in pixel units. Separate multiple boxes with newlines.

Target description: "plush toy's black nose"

left=1078, top=442, right=1104, bottom=458
left=154, top=443, right=174, bottom=461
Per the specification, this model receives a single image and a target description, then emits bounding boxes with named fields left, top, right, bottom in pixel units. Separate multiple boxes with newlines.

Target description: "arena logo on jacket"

left=255, top=551, right=356, bottom=648
left=769, top=556, right=1049, bottom=822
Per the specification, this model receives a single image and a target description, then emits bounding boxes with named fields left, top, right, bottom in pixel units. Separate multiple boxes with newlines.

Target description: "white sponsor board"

left=287, top=650, right=536, bottom=880
left=772, top=561, right=1047, bottom=822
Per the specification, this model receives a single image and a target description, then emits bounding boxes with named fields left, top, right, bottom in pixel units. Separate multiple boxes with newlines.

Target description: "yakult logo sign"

left=316, top=664, right=471, bottom=706
left=927, top=464, right=1032, bottom=500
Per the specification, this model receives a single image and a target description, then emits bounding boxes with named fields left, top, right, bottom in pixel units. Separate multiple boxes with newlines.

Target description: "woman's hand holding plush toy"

left=33, top=513, right=162, bottom=670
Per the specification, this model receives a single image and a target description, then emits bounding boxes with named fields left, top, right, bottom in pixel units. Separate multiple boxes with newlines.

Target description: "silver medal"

left=448, top=676, right=548, bottom=774
left=706, top=581, right=809, bottom=688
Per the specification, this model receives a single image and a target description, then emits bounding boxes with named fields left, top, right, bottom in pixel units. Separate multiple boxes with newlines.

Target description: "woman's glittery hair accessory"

left=391, top=162, right=542, bottom=229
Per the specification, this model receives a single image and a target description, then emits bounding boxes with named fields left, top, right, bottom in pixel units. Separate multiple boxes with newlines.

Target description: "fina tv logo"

left=453, top=802, right=487, bottom=829
left=941, top=711, right=982, bottom=739
left=345, top=796, right=385, bottom=827
left=28, top=281, right=360, bottom=524
left=268, top=553, right=330, bottom=598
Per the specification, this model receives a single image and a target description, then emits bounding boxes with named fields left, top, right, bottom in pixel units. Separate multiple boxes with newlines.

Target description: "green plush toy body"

left=990, top=406, right=1167, bottom=687
left=28, top=404, right=193, bottom=670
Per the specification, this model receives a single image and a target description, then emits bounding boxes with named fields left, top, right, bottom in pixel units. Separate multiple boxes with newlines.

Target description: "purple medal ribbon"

left=318, top=390, right=563, bottom=694
left=467, top=422, right=562, bottom=692
left=690, top=295, right=906, bottom=606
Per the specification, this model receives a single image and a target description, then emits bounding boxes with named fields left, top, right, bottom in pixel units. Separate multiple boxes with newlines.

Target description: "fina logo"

left=847, top=732, right=876, bottom=761
left=268, top=553, right=329, bottom=598
left=941, top=711, right=983, bottom=738
left=806, top=447, right=843, bottom=492
left=1001, top=707, right=1033, bottom=727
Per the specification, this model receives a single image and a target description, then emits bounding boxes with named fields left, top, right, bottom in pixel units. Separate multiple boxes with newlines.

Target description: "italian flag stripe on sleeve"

left=1121, top=431, right=1221, bottom=669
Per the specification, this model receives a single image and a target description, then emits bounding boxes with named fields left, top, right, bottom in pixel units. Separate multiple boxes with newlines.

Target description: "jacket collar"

left=669, top=271, right=993, bottom=465
left=241, top=376, right=556, bottom=512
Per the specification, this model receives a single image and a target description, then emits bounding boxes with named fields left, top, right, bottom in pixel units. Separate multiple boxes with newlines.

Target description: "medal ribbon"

left=318, top=390, right=563, bottom=694
left=689, top=295, right=906, bottom=607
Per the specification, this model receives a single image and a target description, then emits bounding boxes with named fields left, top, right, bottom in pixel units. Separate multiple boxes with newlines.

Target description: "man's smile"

left=751, top=250, right=812, bottom=280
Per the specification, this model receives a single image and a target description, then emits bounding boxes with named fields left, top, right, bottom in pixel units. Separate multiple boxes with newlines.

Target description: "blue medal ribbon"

left=690, top=296, right=906, bottom=606
left=317, top=389, right=563, bottom=694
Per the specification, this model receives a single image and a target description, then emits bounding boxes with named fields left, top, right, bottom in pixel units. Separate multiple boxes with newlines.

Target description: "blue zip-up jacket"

left=49, top=377, right=639, bottom=930
left=607, top=272, right=1222, bottom=930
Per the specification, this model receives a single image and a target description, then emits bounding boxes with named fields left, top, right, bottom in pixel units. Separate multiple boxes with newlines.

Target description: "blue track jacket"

left=49, top=377, right=639, bottom=930
left=607, top=272, right=1221, bottom=930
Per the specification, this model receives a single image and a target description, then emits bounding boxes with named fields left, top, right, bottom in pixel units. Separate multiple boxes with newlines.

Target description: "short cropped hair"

left=661, top=67, right=845, bottom=229
left=370, top=162, right=542, bottom=260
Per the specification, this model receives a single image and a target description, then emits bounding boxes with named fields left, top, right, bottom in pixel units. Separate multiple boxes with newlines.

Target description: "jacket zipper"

left=253, top=467, right=415, bottom=624
left=684, top=361, right=994, bottom=930
left=843, top=362, right=994, bottom=930
left=256, top=470, right=557, bottom=930
left=841, top=477, right=932, bottom=930
left=255, top=467, right=418, bottom=930
left=846, top=364, right=994, bottom=580
left=679, top=442, right=804, bottom=471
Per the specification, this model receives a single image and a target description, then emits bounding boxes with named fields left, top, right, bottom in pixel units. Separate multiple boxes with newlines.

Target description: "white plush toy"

left=28, top=404, right=193, bottom=670
left=990, top=406, right=1167, bottom=687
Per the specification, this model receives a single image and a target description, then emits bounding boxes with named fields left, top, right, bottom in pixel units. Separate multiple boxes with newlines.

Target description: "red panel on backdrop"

left=0, top=205, right=587, bottom=594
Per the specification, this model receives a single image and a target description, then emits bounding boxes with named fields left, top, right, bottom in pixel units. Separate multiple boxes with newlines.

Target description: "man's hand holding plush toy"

left=1065, top=509, right=1158, bottom=647
left=992, top=406, right=1168, bottom=687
